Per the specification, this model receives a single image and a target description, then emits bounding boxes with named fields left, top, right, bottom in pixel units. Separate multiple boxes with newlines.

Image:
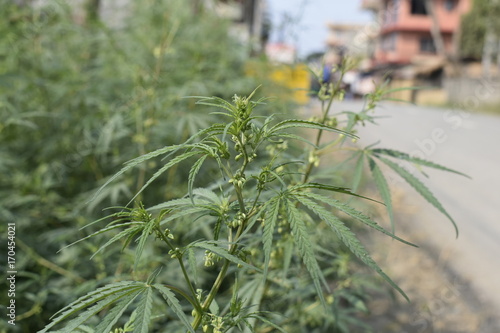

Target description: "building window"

left=411, top=0, right=428, bottom=15
left=420, top=37, right=436, bottom=53
left=444, top=0, right=457, bottom=11
left=382, top=33, right=397, bottom=51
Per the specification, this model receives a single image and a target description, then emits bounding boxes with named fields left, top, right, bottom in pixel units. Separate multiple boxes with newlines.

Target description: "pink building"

left=364, top=0, right=471, bottom=65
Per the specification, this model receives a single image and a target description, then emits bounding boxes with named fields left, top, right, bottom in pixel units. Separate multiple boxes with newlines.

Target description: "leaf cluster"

left=0, top=1, right=291, bottom=331
left=39, top=73, right=467, bottom=332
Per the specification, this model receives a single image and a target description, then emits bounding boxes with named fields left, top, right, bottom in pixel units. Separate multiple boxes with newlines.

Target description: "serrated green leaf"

left=50, top=281, right=142, bottom=318
left=344, top=112, right=358, bottom=134
left=262, top=197, right=281, bottom=278
left=368, top=157, right=395, bottom=233
left=147, top=268, right=164, bottom=286
left=291, top=182, right=381, bottom=204
left=79, top=212, right=128, bottom=230
left=132, top=286, right=153, bottom=333
left=149, top=189, right=223, bottom=213
left=152, top=284, right=195, bottom=333
left=188, top=154, right=208, bottom=202
left=128, top=150, right=201, bottom=205
left=240, top=318, right=255, bottom=333
left=267, top=119, right=357, bottom=139
left=372, top=148, right=470, bottom=178
left=148, top=197, right=195, bottom=211
left=94, top=292, right=140, bottom=333
left=89, top=144, right=184, bottom=203
left=292, top=195, right=409, bottom=301
left=209, top=299, right=220, bottom=316
left=38, top=282, right=146, bottom=333
left=60, top=222, right=140, bottom=253
left=178, top=123, right=226, bottom=146
left=352, top=152, right=365, bottom=193
left=268, top=132, right=318, bottom=147
left=238, top=278, right=263, bottom=311
left=248, top=315, right=288, bottom=333
left=209, top=112, right=234, bottom=119
left=292, top=182, right=351, bottom=193
left=192, top=188, right=224, bottom=205
left=73, top=325, right=94, bottom=333
left=191, top=241, right=261, bottom=272
left=187, top=248, right=198, bottom=287
left=91, top=224, right=143, bottom=260
left=284, top=198, right=328, bottom=308
left=195, top=96, right=236, bottom=114
left=266, top=169, right=289, bottom=189
left=281, top=238, right=294, bottom=280
left=134, top=219, right=157, bottom=271
left=377, top=156, right=459, bottom=237
left=159, top=207, right=209, bottom=227
left=213, top=216, right=223, bottom=241
left=295, top=192, right=416, bottom=247
left=341, top=111, right=378, bottom=128
left=238, top=278, right=266, bottom=333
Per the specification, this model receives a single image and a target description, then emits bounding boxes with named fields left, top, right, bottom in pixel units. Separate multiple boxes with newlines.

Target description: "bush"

left=0, top=1, right=288, bottom=331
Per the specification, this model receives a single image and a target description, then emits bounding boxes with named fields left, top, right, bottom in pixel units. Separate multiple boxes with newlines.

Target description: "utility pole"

left=424, top=0, right=462, bottom=76
left=484, top=0, right=500, bottom=78
left=482, top=23, right=495, bottom=78
left=424, top=0, right=447, bottom=57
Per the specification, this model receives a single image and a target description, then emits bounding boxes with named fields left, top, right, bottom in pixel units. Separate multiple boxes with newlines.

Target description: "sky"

left=267, top=0, right=373, bottom=57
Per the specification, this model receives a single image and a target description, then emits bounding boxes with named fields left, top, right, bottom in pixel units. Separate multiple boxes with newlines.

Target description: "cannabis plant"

left=1, top=2, right=291, bottom=331
left=39, top=61, right=467, bottom=332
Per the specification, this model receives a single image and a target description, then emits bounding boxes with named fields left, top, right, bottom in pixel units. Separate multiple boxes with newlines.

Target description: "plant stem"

left=192, top=102, right=255, bottom=330
left=302, top=72, right=345, bottom=184
left=191, top=182, right=249, bottom=330
left=155, top=226, right=200, bottom=311
left=164, top=284, right=201, bottom=313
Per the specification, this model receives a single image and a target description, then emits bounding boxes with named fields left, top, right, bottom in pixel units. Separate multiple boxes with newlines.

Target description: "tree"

left=460, top=0, right=500, bottom=76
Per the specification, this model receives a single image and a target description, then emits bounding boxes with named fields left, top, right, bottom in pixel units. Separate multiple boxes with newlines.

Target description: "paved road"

left=332, top=100, right=500, bottom=318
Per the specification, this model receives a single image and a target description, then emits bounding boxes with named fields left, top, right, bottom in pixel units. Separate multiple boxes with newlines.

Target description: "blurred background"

left=1, top=0, right=499, bottom=332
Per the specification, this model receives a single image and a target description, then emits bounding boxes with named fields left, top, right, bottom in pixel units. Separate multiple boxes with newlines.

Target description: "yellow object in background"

left=246, top=61, right=311, bottom=105
left=269, top=64, right=310, bottom=105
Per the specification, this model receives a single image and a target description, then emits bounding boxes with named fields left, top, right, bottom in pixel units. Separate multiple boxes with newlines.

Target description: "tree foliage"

left=460, top=0, right=500, bottom=59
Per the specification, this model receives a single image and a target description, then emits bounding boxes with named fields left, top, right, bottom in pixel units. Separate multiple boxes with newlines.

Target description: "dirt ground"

left=359, top=189, right=500, bottom=333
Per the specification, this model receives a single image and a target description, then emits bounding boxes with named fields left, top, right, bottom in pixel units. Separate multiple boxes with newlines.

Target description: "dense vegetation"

left=0, top=2, right=286, bottom=331
left=460, top=0, right=500, bottom=59
left=1, top=1, right=466, bottom=332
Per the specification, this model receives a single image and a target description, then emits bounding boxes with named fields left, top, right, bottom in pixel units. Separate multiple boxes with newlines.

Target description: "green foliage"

left=460, top=0, right=500, bottom=59
left=2, top=2, right=467, bottom=331
left=368, top=149, right=468, bottom=237
left=39, top=62, right=467, bottom=332
left=38, top=281, right=194, bottom=333
left=0, top=1, right=289, bottom=331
